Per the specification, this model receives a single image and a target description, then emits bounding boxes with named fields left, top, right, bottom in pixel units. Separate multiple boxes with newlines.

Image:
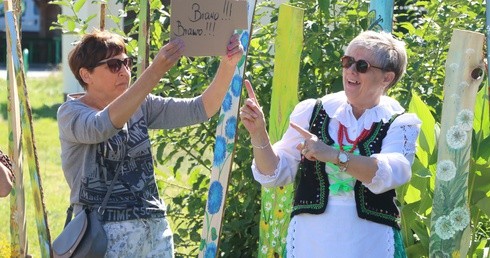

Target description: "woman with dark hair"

left=58, top=29, right=243, bottom=257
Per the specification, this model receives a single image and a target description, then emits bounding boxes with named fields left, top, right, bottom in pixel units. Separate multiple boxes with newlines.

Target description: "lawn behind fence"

left=0, top=71, right=199, bottom=257
left=0, top=73, right=68, bottom=257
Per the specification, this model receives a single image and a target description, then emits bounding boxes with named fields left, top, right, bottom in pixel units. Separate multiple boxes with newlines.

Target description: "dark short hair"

left=68, top=30, right=127, bottom=89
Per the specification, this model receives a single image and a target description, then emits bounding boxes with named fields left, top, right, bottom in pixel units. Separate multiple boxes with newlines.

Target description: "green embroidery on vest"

left=292, top=160, right=326, bottom=212
left=357, top=114, right=402, bottom=224
left=357, top=185, right=398, bottom=221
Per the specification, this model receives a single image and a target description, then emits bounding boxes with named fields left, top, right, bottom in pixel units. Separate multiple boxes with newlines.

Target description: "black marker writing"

left=174, top=20, right=203, bottom=36
left=190, top=3, right=219, bottom=22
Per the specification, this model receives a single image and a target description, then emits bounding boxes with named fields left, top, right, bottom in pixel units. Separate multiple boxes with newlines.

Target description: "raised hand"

left=154, top=37, right=185, bottom=71
left=239, top=80, right=266, bottom=135
left=222, top=33, right=244, bottom=67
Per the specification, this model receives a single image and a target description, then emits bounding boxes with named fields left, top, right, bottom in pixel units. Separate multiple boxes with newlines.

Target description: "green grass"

left=0, top=73, right=68, bottom=257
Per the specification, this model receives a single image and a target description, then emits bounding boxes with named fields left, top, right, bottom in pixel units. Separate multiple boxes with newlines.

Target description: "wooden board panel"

left=198, top=1, right=257, bottom=257
left=429, top=29, right=485, bottom=258
left=258, top=4, right=303, bottom=258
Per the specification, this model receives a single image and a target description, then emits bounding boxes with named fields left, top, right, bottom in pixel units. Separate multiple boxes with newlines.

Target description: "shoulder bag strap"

left=97, top=162, right=124, bottom=215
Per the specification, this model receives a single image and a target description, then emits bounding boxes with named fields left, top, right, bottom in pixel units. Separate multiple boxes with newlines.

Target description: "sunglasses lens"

left=356, top=60, right=369, bottom=73
left=106, top=59, right=122, bottom=73
left=341, top=56, right=375, bottom=73
left=341, top=56, right=354, bottom=68
left=105, top=58, right=132, bottom=73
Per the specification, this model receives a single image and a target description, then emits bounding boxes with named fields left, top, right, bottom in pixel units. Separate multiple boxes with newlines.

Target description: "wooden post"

left=368, top=0, right=394, bottom=32
left=429, top=29, right=485, bottom=257
left=258, top=4, right=303, bottom=257
left=198, top=1, right=257, bottom=257
left=4, top=0, right=27, bottom=256
left=487, top=1, right=490, bottom=115
left=5, top=0, right=53, bottom=256
left=136, top=0, right=150, bottom=76
left=100, top=3, right=106, bottom=31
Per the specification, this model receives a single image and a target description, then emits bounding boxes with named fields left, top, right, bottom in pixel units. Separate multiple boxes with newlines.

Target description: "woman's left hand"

left=222, top=33, right=244, bottom=66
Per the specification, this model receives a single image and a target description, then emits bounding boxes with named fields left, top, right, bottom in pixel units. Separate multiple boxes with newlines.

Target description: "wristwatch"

left=337, top=151, right=350, bottom=172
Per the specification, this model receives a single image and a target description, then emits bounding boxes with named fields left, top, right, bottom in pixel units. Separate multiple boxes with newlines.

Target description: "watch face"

left=339, top=152, right=348, bottom=163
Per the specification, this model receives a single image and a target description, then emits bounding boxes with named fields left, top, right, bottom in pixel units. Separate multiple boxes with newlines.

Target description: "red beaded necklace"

left=338, top=123, right=372, bottom=152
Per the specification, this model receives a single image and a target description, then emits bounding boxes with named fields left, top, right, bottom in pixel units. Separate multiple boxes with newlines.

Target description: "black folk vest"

left=291, top=99, right=402, bottom=229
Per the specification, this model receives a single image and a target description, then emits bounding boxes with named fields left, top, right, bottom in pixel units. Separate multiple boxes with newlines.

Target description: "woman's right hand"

left=240, top=80, right=279, bottom=174
left=154, top=37, right=185, bottom=71
left=239, top=80, right=267, bottom=135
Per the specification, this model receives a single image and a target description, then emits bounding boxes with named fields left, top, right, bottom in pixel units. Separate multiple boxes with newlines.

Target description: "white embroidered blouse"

left=251, top=91, right=421, bottom=257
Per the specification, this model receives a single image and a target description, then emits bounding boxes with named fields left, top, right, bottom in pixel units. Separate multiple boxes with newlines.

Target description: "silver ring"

left=299, top=140, right=306, bottom=149
left=301, top=148, right=307, bottom=155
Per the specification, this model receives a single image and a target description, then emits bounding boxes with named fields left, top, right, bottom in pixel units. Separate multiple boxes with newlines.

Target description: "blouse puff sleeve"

left=252, top=92, right=422, bottom=194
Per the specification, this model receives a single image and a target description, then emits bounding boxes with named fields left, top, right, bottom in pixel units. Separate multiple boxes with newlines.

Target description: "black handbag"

left=53, top=167, right=122, bottom=258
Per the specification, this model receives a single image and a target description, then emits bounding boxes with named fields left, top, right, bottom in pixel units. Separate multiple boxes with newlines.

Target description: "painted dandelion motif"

left=225, top=116, right=237, bottom=139
left=213, top=136, right=227, bottom=166
left=436, top=160, right=457, bottom=181
left=456, top=109, right=474, bottom=131
left=449, top=93, right=461, bottom=106
left=434, top=215, right=455, bottom=240
left=460, top=81, right=470, bottom=88
left=446, top=125, right=467, bottom=150
left=449, top=207, right=470, bottom=231
left=207, top=181, right=223, bottom=215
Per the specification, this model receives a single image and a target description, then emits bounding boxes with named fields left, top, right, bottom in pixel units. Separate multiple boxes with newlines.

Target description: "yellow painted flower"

left=260, top=220, right=270, bottom=232
left=452, top=251, right=460, bottom=258
left=267, top=248, right=279, bottom=258
left=274, top=208, right=285, bottom=219
left=0, top=235, right=11, bottom=258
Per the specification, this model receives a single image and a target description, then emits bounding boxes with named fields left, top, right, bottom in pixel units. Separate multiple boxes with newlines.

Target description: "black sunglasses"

left=341, top=55, right=383, bottom=73
left=96, top=57, right=132, bottom=73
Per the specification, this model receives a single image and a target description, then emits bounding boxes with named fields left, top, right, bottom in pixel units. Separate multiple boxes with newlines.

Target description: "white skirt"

left=286, top=197, right=395, bottom=258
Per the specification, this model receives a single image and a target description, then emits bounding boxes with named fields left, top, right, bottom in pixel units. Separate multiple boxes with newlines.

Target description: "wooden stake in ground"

left=429, top=29, right=485, bottom=257
left=100, top=3, right=106, bottom=31
left=487, top=0, right=490, bottom=115
left=5, top=0, right=53, bottom=256
left=4, top=0, right=27, bottom=256
left=198, top=1, right=257, bottom=257
left=258, top=4, right=303, bottom=257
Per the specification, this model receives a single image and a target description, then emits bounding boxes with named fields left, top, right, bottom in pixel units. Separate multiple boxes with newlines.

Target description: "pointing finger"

left=290, top=122, right=315, bottom=139
left=244, top=80, right=258, bottom=105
